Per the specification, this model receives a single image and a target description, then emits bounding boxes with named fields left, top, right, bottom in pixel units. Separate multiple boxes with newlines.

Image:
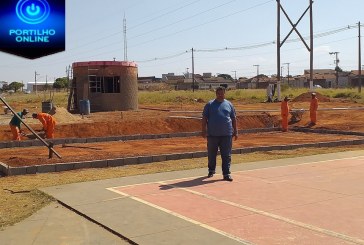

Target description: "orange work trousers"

left=281, top=116, right=288, bottom=132
left=45, top=120, right=56, bottom=139
left=310, top=111, right=317, bottom=124
left=10, top=125, right=21, bottom=141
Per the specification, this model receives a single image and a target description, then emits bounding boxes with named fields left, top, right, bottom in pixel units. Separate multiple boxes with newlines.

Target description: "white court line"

left=157, top=181, right=364, bottom=245
left=105, top=155, right=364, bottom=244
left=107, top=188, right=254, bottom=245
left=106, top=155, right=364, bottom=190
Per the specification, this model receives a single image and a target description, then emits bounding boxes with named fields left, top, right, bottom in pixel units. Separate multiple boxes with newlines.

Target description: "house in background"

left=162, top=72, right=235, bottom=90
left=26, top=81, right=54, bottom=92
left=0, top=81, right=8, bottom=90
left=348, top=70, right=364, bottom=87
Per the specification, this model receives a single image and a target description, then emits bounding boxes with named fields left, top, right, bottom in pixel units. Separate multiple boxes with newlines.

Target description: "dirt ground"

left=0, top=92, right=363, bottom=167
left=1, top=132, right=361, bottom=167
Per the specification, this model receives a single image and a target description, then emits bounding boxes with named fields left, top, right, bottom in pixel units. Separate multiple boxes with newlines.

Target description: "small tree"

left=9, top=81, right=24, bottom=92
left=53, top=77, right=69, bottom=90
left=217, top=74, right=234, bottom=80
left=53, top=80, right=63, bottom=89
left=335, top=66, right=343, bottom=72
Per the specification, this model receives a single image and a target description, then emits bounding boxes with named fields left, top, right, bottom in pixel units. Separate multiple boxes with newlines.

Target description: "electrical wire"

left=129, top=0, right=238, bottom=40
left=129, top=0, right=274, bottom=48
left=136, top=24, right=362, bottom=63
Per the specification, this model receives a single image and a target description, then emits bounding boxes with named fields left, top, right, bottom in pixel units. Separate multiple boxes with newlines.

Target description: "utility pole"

left=34, top=71, right=40, bottom=95
left=123, top=13, right=128, bottom=61
left=359, top=21, right=362, bottom=93
left=191, top=48, right=195, bottom=92
left=277, top=0, right=313, bottom=97
left=253, top=65, right=259, bottom=77
left=283, top=62, right=290, bottom=85
left=231, top=70, right=237, bottom=81
left=329, top=52, right=340, bottom=88
left=66, top=65, right=71, bottom=92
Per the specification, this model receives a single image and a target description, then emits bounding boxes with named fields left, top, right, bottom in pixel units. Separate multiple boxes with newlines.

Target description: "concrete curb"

left=1, top=138, right=364, bottom=176
left=0, top=128, right=281, bottom=149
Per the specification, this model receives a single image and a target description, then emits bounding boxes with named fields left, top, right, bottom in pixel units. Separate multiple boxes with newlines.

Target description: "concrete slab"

left=0, top=203, right=129, bottom=245
left=13, top=150, right=364, bottom=244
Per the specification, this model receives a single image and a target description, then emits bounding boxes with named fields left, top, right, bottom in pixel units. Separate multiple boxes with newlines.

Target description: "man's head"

left=22, top=108, right=29, bottom=115
left=215, top=86, right=226, bottom=102
left=32, top=113, right=38, bottom=119
left=284, top=96, right=290, bottom=102
left=311, top=92, right=316, bottom=98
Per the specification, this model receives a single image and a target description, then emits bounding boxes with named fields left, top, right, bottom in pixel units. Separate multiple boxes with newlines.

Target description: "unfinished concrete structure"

left=69, top=61, right=138, bottom=112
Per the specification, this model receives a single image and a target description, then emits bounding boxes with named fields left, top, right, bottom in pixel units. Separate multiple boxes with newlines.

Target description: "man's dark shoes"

left=223, top=175, right=233, bottom=182
left=207, top=172, right=214, bottom=178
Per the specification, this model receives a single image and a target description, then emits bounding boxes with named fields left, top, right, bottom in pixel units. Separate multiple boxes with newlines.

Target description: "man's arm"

left=201, top=116, right=207, bottom=138
left=232, top=117, right=238, bottom=140
left=38, top=116, right=48, bottom=131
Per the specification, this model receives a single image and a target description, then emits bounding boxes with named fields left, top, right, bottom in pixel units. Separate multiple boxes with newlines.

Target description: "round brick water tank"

left=71, top=61, right=138, bottom=112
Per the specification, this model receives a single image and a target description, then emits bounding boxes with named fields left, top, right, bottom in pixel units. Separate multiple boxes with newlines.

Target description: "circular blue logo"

left=16, top=0, right=50, bottom=25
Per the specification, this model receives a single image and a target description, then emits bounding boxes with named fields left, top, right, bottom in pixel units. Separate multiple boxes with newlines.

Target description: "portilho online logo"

left=16, top=0, right=50, bottom=25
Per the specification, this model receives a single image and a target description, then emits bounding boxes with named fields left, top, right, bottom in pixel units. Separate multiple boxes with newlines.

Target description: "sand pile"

left=52, top=107, right=84, bottom=124
left=291, top=92, right=330, bottom=102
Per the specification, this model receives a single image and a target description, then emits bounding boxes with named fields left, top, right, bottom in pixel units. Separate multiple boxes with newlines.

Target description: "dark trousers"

left=207, top=136, right=232, bottom=176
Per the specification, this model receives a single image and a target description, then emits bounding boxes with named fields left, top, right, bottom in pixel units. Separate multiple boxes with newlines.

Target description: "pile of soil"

left=292, top=92, right=330, bottom=102
left=1, top=132, right=361, bottom=167
left=52, top=107, right=89, bottom=124
left=0, top=113, right=280, bottom=141
left=46, top=114, right=278, bottom=139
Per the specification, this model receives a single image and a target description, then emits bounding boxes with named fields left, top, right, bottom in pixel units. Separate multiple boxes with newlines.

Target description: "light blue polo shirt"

left=202, top=99, right=236, bottom=136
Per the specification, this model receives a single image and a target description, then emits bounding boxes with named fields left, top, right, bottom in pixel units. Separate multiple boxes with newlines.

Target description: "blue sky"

left=1, top=0, right=364, bottom=83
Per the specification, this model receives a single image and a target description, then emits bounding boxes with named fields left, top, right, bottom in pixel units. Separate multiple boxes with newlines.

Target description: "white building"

left=26, top=81, right=54, bottom=92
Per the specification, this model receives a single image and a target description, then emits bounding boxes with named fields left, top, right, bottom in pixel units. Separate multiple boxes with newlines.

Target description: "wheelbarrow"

left=290, top=109, right=305, bottom=123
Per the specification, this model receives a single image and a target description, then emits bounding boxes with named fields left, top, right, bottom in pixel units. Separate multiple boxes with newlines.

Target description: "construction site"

left=0, top=91, right=363, bottom=175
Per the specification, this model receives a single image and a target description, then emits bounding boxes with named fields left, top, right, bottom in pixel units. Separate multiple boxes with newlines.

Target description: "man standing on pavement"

left=310, top=93, right=319, bottom=126
left=202, top=86, right=238, bottom=182
left=32, top=112, right=56, bottom=139
left=9, top=108, right=29, bottom=140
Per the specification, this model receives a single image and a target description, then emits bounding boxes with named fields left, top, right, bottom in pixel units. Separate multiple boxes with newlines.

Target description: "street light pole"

left=253, top=65, right=259, bottom=77
left=231, top=70, right=237, bottom=81
left=329, top=52, right=340, bottom=88
left=283, top=62, right=290, bottom=85
left=34, top=71, right=40, bottom=95
left=358, top=21, right=362, bottom=93
left=191, top=47, right=195, bottom=92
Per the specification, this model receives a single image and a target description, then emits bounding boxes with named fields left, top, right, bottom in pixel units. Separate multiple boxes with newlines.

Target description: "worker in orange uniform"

left=9, top=108, right=29, bottom=140
left=310, top=93, right=319, bottom=126
left=281, top=96, right=290, bottom=132
left=32, top=113, right=56, bottom=139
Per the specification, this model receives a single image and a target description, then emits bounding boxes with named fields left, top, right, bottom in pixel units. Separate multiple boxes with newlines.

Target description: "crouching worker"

left=32, top=113, right=56, bottom=139
left=9, top=108, right=29, bottom=140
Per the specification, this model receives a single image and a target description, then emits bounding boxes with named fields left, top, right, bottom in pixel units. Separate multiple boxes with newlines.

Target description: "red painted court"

left=109, top=156, right=364, bottom=244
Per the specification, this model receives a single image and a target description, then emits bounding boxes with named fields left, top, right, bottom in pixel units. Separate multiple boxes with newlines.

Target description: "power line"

left=129, top=0, right=238, bottom=40
left=129, top=0, right=274, bottom=48
left=135, top=24, right=361, bottom=63
left=128, top=0, right=202, bottom=31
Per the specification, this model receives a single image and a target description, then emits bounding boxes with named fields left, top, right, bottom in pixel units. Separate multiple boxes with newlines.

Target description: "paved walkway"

left=0, top=202, right=129, bottom=245
left=1, top=150, right=364, bottom=244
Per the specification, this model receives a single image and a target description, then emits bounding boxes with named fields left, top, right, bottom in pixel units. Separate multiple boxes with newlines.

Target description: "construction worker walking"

left=32, top=112, right=56, bottom=139
left=281, top=96, right=290, bottom=132
left=9, top=108, right=29, bottom=140
left=310, top=93, right=319, bottom=125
